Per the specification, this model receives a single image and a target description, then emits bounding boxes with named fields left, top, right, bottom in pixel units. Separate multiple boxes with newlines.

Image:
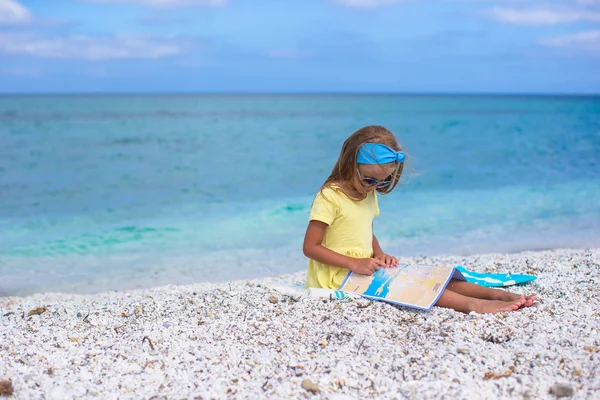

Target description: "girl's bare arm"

left=303, top=220, right=385, bottom=275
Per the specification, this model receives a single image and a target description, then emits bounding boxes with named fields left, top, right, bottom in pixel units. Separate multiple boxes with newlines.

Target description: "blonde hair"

left=321, top=125, right=406, bottom=199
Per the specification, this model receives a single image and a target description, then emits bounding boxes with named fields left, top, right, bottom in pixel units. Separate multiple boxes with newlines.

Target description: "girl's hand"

left=351, top=258, right=387, bottom=275
left=374, top=253, right=398, bottom=268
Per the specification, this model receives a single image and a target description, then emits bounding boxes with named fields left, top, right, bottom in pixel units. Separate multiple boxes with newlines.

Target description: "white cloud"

left=83, top=0, right=226, bottom=7
left=332, top=0, right=408, bottom=7
left=541, top=30, right=600, bottom=52
left=488, top=7, right=600, bottom=24
left=0, top=0, right=32, bottom=25
left=0, top=33, right=192, bottom=60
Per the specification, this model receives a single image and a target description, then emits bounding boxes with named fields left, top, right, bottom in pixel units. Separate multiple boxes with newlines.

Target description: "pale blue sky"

left=0, top=0, right=599, bottom=93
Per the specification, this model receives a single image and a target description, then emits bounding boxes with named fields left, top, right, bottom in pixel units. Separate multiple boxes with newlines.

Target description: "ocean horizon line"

left=1, top=91, right=599, bottom=98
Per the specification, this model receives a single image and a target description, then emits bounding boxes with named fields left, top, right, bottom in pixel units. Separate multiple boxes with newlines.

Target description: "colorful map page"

left=339, top=264, right=464, bottom=311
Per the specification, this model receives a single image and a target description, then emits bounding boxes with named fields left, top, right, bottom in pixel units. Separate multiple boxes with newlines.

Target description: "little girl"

left=303, top=125, right=536, bottom=314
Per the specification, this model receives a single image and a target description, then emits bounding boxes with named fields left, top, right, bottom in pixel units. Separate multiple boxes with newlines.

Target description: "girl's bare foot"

left=495, top=291, right=526, bottom=307
left=522, top=295, right=537, bottom=307
left=499, top=292, right=537, bottom=308
left=472, top=299, right=520, bottom=314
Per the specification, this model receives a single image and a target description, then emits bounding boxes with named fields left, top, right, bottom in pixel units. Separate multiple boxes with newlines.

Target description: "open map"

left=338, top=265, right=465, bottom=311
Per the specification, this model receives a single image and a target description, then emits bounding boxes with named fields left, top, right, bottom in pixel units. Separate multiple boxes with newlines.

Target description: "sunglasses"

left=356, top=168, right=393, bottom=189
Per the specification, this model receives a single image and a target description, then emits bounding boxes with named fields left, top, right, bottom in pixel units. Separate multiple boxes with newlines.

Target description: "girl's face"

left=356, top=163, right=397, bottom=192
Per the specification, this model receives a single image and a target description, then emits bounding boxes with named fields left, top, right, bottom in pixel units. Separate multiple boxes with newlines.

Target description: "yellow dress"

left=305, top=185, right=379, bottom=289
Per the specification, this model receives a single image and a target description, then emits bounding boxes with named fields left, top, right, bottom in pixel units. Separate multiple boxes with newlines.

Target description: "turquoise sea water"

left=1, top=94, right=599, bottom=295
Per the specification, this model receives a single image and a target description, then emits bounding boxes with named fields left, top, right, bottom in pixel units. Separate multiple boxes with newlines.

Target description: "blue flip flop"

left=455, top=266, right=536, bottom=287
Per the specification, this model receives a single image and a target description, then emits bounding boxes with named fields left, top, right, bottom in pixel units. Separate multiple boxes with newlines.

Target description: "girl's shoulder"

left=317, top=183, right=370, bottom=203
left=318, top=183, right=353, bottom=200
left=314, top=184, right=343, bottom=203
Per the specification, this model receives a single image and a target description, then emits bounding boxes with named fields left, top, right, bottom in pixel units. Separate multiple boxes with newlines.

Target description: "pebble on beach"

left=301, top=378, right=320, bottom=394
left=0, top=379, right=14, bottom=397
left=550, top=383, right=575, bottom=398
left=1, top=248, right=599, bottom=399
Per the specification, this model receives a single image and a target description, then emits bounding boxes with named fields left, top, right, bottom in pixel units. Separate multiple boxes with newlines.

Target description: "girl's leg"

left=435, top=288, right=522, bottom=314
left=446, top=279, right=537, bottom=307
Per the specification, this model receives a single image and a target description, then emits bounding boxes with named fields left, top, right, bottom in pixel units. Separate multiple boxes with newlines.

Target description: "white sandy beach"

left=1, top=248, right=599, bottom=399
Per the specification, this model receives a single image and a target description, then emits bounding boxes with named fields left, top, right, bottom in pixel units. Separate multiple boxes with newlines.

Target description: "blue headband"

left=357, top=143, right=406, bottom=165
